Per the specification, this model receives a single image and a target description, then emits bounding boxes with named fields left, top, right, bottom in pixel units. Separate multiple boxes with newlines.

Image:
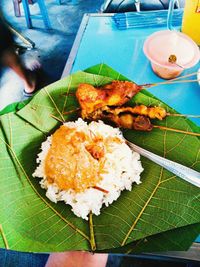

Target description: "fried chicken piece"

left=100, top=80, right=142, bottom=106
left=76, top=81, right=142, bottom=119
left=76, top=83, right=105, bottom=119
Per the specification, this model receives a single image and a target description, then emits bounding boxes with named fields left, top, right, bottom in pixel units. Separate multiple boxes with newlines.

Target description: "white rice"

left=33, top=118, right=143, bottom=220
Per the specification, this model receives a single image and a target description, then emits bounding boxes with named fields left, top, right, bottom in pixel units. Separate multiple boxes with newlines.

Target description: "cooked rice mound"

left=33, top=118, right=143, bottom=220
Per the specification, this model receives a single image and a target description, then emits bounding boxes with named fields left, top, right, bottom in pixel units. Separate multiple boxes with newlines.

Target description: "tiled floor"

left=0, top=0, right=102, bottom=110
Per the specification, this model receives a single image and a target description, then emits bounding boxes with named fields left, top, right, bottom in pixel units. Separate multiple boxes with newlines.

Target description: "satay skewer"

left=108, top=105, right=200, bottom=120
left=50, top=113, right=200, bottom=137
left=62, top=77, right=199, bottom=92
left=61, top=81, right=200, bottom=137
left=62, top=106, right=200, bottom=120
left=63, top=72, right=199, bottom=93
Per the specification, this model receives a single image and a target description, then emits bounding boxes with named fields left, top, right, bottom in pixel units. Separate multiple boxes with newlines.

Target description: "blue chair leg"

left=37, top=0, right=52, bottom=29
left=21, top=0, right=33, bottom=28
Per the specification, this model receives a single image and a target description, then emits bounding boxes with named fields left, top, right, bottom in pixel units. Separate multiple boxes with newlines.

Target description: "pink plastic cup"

left=143, top=30, right=200, bottom=79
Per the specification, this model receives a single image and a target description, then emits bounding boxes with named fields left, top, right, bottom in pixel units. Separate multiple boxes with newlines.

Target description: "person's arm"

left=45, top=251, right=108, bottom=267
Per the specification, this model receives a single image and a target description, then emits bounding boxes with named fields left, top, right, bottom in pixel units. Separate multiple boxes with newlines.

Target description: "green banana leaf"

left=101, top=222, right=200, bottom=254
left=0, top=64, right=200, bottom=253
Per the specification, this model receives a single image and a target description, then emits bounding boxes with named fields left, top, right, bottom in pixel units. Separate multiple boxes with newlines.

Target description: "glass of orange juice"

left=182, top=0, right=200, bottom=45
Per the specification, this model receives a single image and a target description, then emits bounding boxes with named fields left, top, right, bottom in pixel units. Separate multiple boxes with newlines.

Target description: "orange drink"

left=182, top=0, right=200, bottom=45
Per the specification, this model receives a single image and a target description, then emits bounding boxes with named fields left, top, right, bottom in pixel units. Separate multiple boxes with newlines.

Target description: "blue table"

left=62, top=12, right=200, bottom=127
left=62, top=11, right=200, bottom=261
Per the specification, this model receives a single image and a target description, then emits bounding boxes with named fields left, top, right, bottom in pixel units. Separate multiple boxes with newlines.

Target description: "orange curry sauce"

left=44, top=125, right=122, bottom=193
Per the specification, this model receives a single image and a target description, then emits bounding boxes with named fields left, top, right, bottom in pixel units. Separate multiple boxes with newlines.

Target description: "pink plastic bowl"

left=143, top=30, right=200, bottom=79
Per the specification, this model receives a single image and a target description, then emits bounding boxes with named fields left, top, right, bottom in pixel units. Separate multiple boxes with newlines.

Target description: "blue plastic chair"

left=21, top=0, right=52, bottom=29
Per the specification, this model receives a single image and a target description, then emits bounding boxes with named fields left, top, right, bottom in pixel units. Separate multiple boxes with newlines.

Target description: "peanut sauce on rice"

left=44, top=125, right=122, bottom=192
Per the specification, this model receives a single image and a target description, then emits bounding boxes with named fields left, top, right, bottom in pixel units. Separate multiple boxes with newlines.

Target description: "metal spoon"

left=126, top=140, right=200, bottom=188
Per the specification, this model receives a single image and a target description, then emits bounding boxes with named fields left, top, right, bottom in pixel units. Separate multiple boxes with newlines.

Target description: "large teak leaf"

left=0, top=64, right=200, bottom=253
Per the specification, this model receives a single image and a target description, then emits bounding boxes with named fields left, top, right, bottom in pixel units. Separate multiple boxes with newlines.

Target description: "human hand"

left=45, top=251, right=108, bottom=267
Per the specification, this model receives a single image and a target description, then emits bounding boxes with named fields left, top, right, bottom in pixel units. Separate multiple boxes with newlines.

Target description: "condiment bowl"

left=143, top=30, right=200, bottom=79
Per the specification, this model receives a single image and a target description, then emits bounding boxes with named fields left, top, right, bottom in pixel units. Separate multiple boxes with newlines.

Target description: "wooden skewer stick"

left=167, top=113, right=200, bottom=118
left=161, top=71, right=198, bottom=81
left=153, top=125, right=200, bottom=137
left=62, top=92, right=76, bottom=96
left=153, top=79, right=199, bottom=86
left=143, top=79, right=200, bottom=88
left=141, top=71, right=199, bottom=88
left=50, top=114, right=64, bottom=123
left=63, top=108, right=81, bottom=115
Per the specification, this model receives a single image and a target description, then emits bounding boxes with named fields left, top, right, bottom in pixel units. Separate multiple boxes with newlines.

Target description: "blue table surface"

left=68, top=12, right=200, bottom=243
left=70, top=14, right=200, bottom=127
